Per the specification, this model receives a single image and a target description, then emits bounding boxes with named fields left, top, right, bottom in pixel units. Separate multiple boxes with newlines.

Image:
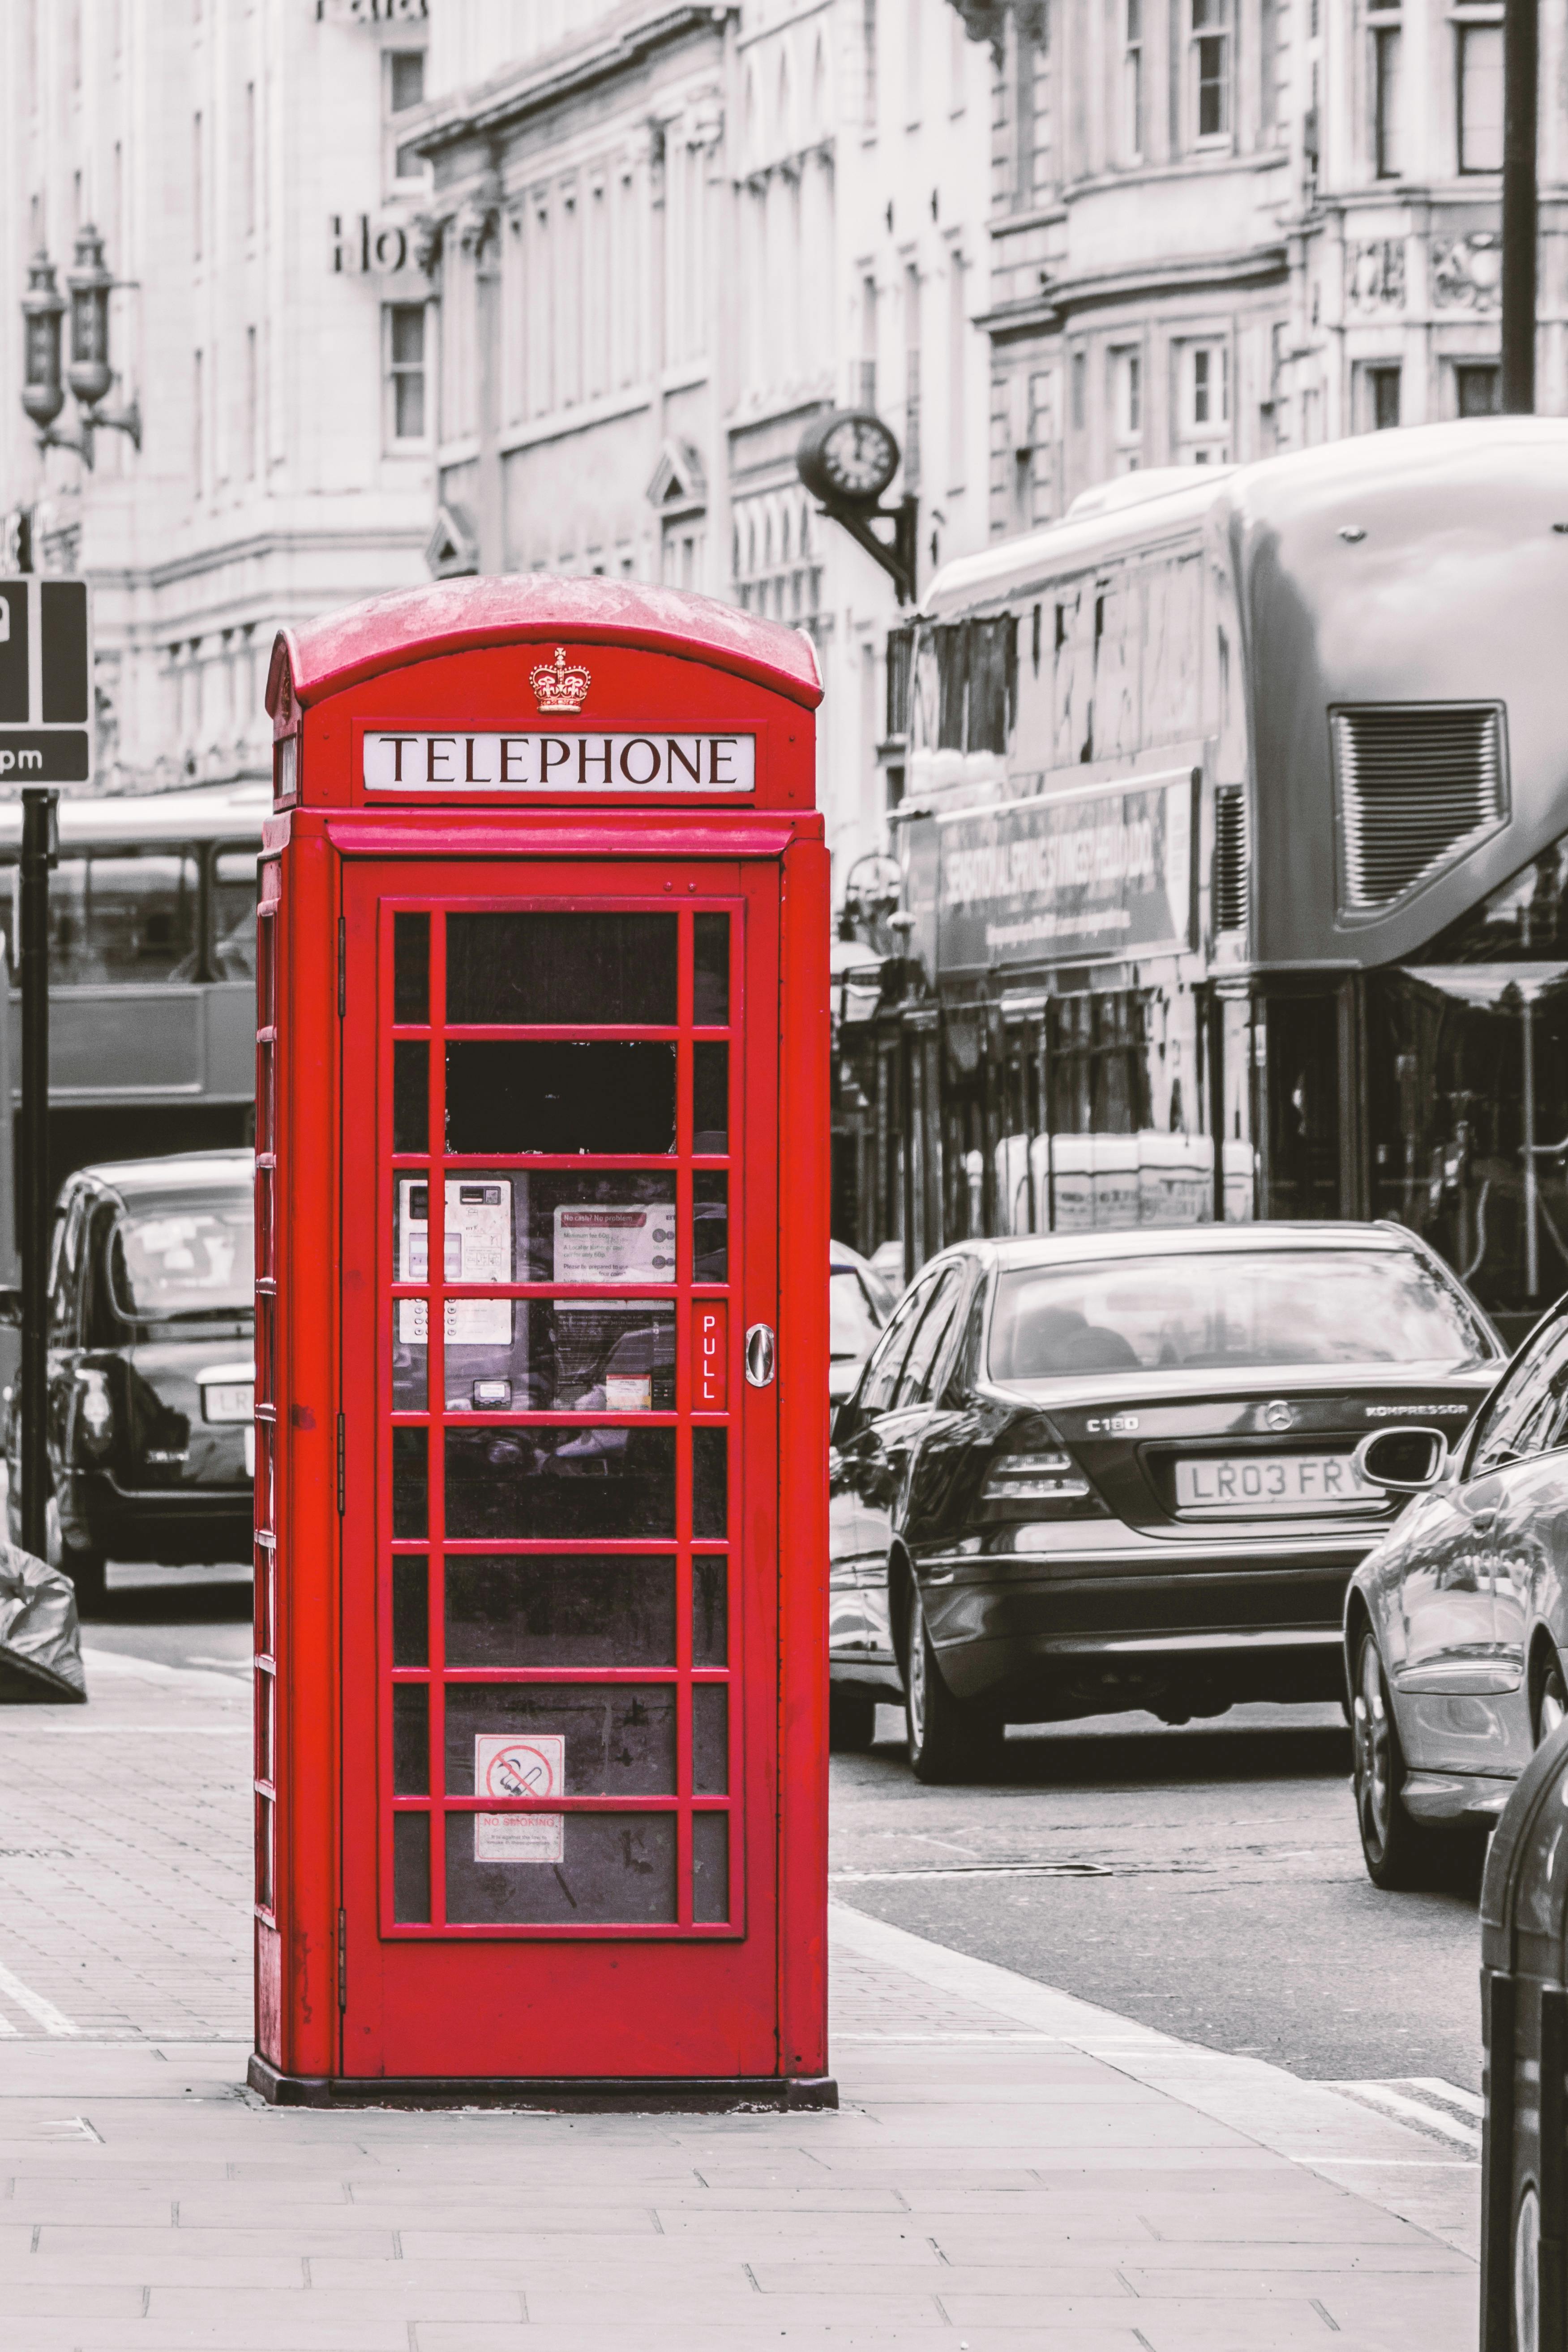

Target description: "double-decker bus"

left=0, top=780, right=267, bottom=1210
left=838, top=418, right=1568, bottom=1346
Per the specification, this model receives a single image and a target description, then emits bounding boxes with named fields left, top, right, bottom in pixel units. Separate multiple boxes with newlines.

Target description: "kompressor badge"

left=362, top=730, right=755, bottom=793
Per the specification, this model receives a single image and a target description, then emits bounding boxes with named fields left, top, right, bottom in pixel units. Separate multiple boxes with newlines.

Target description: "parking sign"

left=0, top=578, right=91, bottom=784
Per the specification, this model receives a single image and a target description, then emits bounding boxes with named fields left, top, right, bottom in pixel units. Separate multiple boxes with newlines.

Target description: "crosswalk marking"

left=0, top=1960, right=79, bottom=2037
left=1327, top=2076, right=1482, bottom=2149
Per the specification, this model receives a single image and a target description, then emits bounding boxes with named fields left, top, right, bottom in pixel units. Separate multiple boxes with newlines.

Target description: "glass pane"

left=693, top=1684, right=728, bottom=1794
left=446, top=913, right=677, bottom=1026
left=446, top=1041, right=676, bottom=1155
left=394, top=1041, right=428, bottom=1152
left=392, top=1811, right=430, bottom=1923
left=423, top=1301, right=675, bottom=1414
left=693, top=1173, right=728, bottom=1283
left=392, top=1555, right=428, bottom=1667
left=692, top=1427, right=727, bottom=1538
left=446, top=1812, right=676, bottom=1925
left=392, top=1682, right=429, bottom=1794
left=212, top=849, right=259, bottom=980
left=693, top=1042, right=728, bottom=1152
left=693, top=1556, right=727, bottom=1666
left=392, top=1428, right=428, bottom=1538
left=692, top=1811, right=729, bottom=1923
left=445, top=1427, right=676, bottom=1539
left=694, top=914, right=730, bottom=1025
left=446, top=1555, right=677, bottom=1667
left=47, top=850, right=201, bottom=984
left=393, top=1172, right=677, bottom=1284
left=446, top=1685, right=676, bottom=1796
left=394, top=912, right=430, bottom=1024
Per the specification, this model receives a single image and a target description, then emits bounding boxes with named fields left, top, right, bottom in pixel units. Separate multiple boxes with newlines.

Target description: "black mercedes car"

left=828, top=1221, right=1504, bottom=1780
left=2, top=1150, right=254, bottom=1611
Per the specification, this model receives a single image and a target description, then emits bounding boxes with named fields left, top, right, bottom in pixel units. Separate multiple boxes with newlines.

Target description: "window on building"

left=1192, top=0, right=1231, bottom=140
left=858, top=271, right=878, bottom=410
left=947, top=253, right=967, bottom=484
left=388, top=48, right=429, bottom=186
left=192, top=347, right=203, bottom=498
left=386, top=303, right=428, bottom=444
left=1123, top=0, right=1144, bottom=159
left=1371, top=1, right=1403, bottom=176
left=244, top=325, right=257, bottom=479
left=1178, top=339, right=1230, bottom=460
left=862, top=0, right=878, bottom=129
left=1457, top=18, right=1504, bottom=172
left=192, top=111, right=203, bottom=261
left=1455, top=361, right=1500, bottom=416
left=1028, top=371, right=1055, bottom=523
left=244, top=81, right=257, bottom=237
left=1016, top=9, right=1053, bottom=204
left=904, top=262, right=922, bottom=490
left=1070, top=347, right=1086, bottom=432
left=1111, top=347, right=1142, bottom=468
left=1367, top=364, right=1401, bottom=429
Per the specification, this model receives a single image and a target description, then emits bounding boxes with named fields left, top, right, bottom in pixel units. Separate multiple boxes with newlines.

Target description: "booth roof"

left=268, top=576, right=824, bottom=714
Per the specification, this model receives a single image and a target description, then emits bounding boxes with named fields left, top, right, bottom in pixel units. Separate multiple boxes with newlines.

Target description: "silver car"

left=1346, top=1295, right=1568, bottom=1889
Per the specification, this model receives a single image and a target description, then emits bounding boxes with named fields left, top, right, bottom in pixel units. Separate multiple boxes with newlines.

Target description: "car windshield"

left=108, top=1187, right=254, bottom=1322
left=988, top=1249, right=1493, bottom=1380
left=831, top=1266, right=886, bottom=1362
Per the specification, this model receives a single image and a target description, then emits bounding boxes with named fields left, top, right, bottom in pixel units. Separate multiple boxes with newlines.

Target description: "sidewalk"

left=0, top=1648, right=1480, bottom=2350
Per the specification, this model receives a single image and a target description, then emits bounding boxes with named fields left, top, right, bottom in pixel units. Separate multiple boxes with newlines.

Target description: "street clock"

left=797, top=410, right=901, bottom=508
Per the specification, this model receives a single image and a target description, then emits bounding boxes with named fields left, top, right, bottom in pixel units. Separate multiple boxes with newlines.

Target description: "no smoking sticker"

left=474, top=1734, right=565, bottom=1864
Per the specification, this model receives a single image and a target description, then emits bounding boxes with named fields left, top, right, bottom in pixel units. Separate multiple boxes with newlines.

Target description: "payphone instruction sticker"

left=364, top=732, right=755, bottom=794
left=398, top=1179, right=513, bottom=1345
left=553, top=1205, right=675, bottom=1284
left=474, top=1734, right=565, bottom=1864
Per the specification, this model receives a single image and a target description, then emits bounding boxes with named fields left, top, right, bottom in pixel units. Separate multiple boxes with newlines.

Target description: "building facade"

left=0, top=0, right=437, bottom=795
left=415, top=0, right=994, bottom=906
left=955, top=0, right=1568, bottom=522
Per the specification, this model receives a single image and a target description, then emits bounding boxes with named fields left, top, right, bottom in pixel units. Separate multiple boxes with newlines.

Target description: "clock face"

left=822, top=414, right=899, bottom=500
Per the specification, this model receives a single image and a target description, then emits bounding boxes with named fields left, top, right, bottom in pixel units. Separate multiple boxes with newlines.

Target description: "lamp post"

left=1500, top=0, right=1538, bottom=412
left=18, top=227, right=141, bottom=468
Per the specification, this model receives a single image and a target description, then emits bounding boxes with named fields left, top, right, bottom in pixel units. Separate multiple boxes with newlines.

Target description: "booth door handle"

left=745, top=1324, right=776, bottom=1388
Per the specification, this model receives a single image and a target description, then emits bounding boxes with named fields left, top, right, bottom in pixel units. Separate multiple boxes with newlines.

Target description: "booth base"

left=247, top=2055, right=838, bottom=2112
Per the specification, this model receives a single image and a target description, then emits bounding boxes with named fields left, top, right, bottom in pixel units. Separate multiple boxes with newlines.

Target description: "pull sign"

left=744, top=1323, right=775, bottom=1388
left=693, top=1302, right=727, bottom=1412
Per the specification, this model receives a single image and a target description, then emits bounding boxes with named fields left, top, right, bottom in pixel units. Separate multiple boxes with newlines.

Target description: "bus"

left=0, top=779, right=267, bottom=1212
left=836, top=418, right=1568, bottom=1347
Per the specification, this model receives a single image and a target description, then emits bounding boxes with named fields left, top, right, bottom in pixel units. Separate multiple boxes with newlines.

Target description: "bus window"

left=49, top=850, right=200, bottom=984
left=210, top=848, right=259, bottom=980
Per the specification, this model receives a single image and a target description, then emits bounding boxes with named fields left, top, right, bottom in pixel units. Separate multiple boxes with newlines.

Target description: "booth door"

left=338, top=861, right=780, bottom=2080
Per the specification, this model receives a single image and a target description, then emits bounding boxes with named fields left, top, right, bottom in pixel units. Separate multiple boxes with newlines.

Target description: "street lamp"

left=18, top=227, right=141, bottom=469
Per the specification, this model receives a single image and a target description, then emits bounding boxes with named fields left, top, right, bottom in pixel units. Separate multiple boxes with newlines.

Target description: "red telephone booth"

left=250, top=580, right=831, bottom=2106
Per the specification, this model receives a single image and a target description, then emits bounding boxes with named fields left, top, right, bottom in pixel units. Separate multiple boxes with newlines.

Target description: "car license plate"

left=1174, top=1452, right=1376, bottom=1513
left=201, top=1382, right=253, bottom=1424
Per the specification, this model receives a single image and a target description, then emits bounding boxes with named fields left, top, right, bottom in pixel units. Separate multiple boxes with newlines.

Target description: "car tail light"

left=74, top=1367, right=114, bottom=1459
left=981, top=1448, right=1092, bottom=1504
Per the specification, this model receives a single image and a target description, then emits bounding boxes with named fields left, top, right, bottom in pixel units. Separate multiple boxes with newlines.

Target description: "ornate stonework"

left=1347, top=239, right=1405, bottom=311
left=1431, top=231, right=1503, bottom=310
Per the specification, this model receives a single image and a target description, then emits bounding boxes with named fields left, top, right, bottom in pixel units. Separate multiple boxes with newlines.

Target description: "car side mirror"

left=1354, top=1426, right=1448, bottom=1493
left=0, top=1287, right=22, bottom=1329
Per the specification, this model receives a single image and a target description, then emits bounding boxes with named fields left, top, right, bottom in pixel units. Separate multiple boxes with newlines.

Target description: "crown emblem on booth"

left=530, top=646, right=591, bottom=713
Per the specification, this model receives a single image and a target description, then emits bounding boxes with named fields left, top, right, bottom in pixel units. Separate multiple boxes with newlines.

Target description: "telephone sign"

left=251, top=575, right=831, bottom=2108
left=0, top=577, right=92, bottom=784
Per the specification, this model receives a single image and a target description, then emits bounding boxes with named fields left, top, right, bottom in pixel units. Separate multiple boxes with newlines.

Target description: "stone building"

left=952, top=0, right=1568, bottom=521
left=415, top=0, right=994, bottom=904
left=0, top=0, right=436, bottom=794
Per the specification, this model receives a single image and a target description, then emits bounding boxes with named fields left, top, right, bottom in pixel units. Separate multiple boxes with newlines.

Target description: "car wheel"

left=1352, top=1631, right=1478, bottom=1892
left=828, top=1688, right=878, bottom=1753
left=905, top=1583, right=1004, bottom=1785
left=1534, top=1649, right=1568, bottom=1748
